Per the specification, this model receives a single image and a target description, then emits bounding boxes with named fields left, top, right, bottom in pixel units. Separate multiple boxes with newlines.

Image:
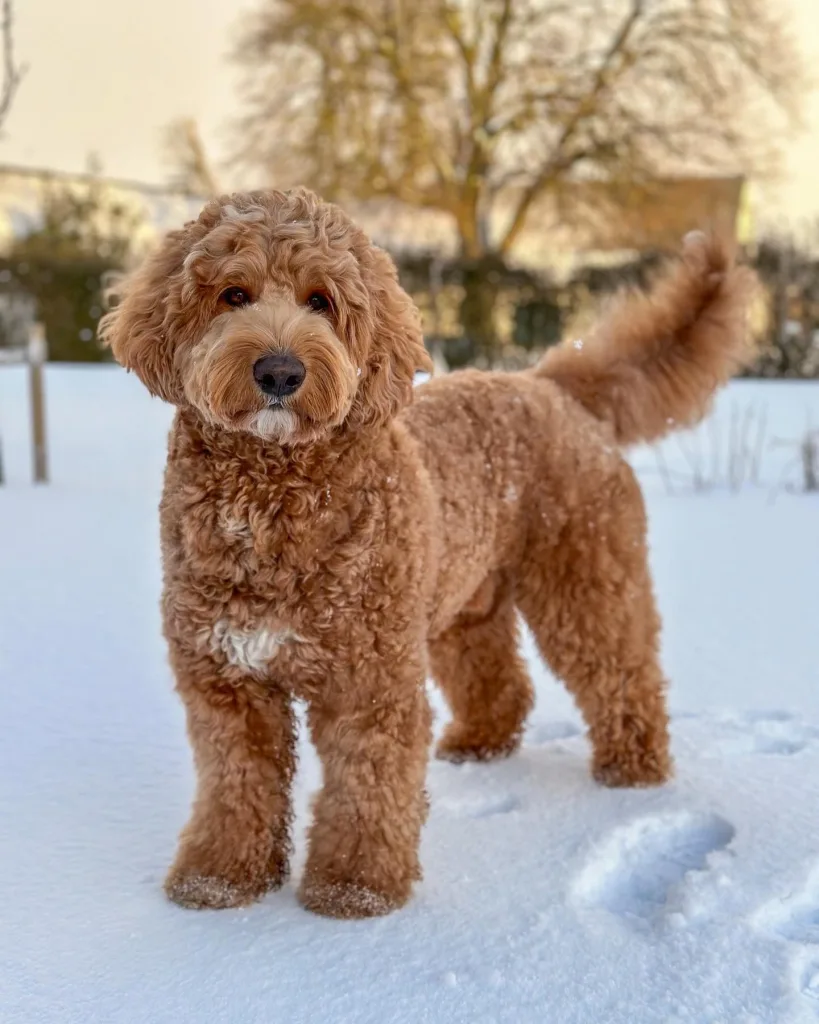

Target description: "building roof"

left=349, top=176, right=748, bottom=272
left=0, top=163, right=748, bottom=273
left=0, top=163, right=207, bottom=254
left=541, top=176, right=748, bottom=253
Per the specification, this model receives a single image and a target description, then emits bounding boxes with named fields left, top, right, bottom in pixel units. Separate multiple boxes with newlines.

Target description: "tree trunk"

left=459, top=255, right=502, bottom=366
left=455, top=197, right=505, bottom=365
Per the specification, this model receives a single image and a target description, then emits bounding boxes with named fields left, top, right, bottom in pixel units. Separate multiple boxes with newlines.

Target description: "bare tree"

left=163, top=117, right=221, bottom=197
left=233, top=0, right=802, bottom=353
left=0, top=0, right=24, bottom=133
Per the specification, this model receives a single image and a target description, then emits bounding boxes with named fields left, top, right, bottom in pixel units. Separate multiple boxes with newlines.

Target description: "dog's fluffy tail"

left=535, top=233, right=757, bottom=446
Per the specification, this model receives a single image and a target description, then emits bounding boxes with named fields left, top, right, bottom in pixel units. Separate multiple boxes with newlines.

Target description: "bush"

left=0, top=178, right=142, bottom=361
left=745, top=239, right=819, bottom=379
left=394, top=250, right=564, bottom=368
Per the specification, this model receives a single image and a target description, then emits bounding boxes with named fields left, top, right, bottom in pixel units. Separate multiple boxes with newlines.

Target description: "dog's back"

left=401, top=365, right=624, bottom=636
left=402, top=234, right=755, bottom=633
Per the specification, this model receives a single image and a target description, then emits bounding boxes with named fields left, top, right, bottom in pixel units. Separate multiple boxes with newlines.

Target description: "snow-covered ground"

left=1, top=366, right=817, bottom=1024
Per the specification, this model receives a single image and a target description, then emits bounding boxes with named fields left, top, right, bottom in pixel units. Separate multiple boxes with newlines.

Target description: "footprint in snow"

left=438, top=793, right=522, bottom=820
left=757, top=867, right=819, bottom=947
left=799, top=959, right=819, bottom=1003
left=527, top=721, right=582, bottom=746
left=756, top=871, right=819, bottom=1018
left=753, top=734, right=808, bottom=756
left=469, top=795, right=522, bottom=819
left=743, top=710, right=796, bottom=724
left=782, top=909, right=819, bottom=946
left=714, top=712, right=818, bottom=758
left=573, top=810, right=736, bottom=930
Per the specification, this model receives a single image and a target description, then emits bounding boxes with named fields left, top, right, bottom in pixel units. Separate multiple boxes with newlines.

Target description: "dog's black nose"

left=253, top=353, right=306, bottom=398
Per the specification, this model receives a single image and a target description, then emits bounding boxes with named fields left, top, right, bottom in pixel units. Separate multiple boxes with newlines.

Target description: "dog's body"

left=103, top=189, right=753, bottom=919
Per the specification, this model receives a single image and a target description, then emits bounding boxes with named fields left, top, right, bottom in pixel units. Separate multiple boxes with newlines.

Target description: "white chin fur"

left=253, top=406, right=297, bottom=441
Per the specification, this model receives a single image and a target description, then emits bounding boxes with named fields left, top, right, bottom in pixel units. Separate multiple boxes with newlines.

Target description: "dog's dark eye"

left=221, top=287, right=251, bottom=308
left=306, top=292, right=331, bottom=313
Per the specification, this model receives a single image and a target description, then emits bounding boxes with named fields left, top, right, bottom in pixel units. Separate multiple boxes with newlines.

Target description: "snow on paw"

left=164, top=870, right=277, bottom=910
left=298, top=878, right=406, bottom=919
left=572, top=810, right=736, bottom=930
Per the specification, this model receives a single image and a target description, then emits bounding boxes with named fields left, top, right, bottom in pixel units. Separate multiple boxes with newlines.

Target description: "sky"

left=2, top=0, right=247, bottom=184
left=3, top=0, right=819, bottom=234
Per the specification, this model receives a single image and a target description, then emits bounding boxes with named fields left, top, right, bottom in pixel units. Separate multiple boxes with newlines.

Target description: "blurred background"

left=0, top=0, right=817, bottom=376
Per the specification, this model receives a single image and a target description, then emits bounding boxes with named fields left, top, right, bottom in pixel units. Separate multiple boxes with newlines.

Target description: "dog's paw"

left=164, top=871, right=272, bottom=909
left=164, top=825, right=290, bottom=910
left=162, top=843, right=288, bottom=909
left=591, top=717, right=672, bottom=788
left=435, top=725, right=522, bottom=764
left=593, top=754, right=673, bottom=789
left=164, top=858, right=287, bottom=910
left=298, top=877, right=408, bottom=920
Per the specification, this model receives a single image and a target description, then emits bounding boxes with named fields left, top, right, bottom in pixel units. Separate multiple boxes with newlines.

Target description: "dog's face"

left=100, top=189, right=432, bottom=444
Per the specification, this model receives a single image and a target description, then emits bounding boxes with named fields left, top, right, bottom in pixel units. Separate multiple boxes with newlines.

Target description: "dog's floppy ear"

left=355, top=244, right=432, bottom=426
left=99, top=211, right=215, bottom=403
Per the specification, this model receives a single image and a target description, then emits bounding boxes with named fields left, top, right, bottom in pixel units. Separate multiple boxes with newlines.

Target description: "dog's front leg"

left=299, top=650, right=432, bottom=919
left=164, top=649, right=297, bottom=910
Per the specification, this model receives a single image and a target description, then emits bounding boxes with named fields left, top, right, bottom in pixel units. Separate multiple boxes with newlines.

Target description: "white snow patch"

left=0, top=367, right=818, bottom=1023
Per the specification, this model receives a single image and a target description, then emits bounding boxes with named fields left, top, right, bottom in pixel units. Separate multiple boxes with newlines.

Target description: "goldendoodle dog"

left=101, top=188, right=753, bottom=919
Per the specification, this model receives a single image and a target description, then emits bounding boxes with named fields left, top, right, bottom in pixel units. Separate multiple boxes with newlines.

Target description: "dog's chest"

left=209, top=618, right=304, bottom=672
left=163, top=469, right=380, bottom=676
left=171, top=473, right=343, bottom=580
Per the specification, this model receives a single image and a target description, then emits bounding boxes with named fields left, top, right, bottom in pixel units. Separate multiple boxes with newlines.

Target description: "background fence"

left=0, top=320, right=48, bottom=483
left=0, top=228, right=816, bottom=379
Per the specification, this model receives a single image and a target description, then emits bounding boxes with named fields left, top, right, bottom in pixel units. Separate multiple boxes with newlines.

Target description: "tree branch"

left=484, top=0, right=514, bottom=106
left=233, top=0, right=802, bottom=265
left=0, top=0, right=25, bottom=133
left=499, top=0, right=645, bottom=253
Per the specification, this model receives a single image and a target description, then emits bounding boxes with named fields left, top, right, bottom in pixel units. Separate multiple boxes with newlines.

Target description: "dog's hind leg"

left=431, top=574, right=534, bottom=763
left=516, top=466, right=672, bottom=787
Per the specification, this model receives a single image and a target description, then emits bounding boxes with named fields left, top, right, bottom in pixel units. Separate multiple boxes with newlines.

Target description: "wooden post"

left=28, top=322, right=48, bottom=484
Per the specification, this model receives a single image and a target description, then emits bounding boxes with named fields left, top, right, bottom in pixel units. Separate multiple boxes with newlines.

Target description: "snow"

left=1, top=367, right=818, bottom=1024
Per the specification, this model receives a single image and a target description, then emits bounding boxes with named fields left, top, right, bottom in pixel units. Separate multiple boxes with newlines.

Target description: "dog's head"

left=100, top=189, right=432, bottom=444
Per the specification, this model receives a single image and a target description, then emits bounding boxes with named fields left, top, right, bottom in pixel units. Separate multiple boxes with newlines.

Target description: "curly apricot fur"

left=101, top=193, right=754, bottom=918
